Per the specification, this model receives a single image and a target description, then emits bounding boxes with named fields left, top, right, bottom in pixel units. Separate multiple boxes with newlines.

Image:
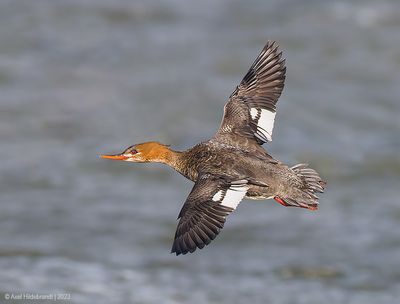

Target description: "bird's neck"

left=144, top=144, right=180, bottom=167
left=159, top=146, right=182, bottom=167
left=155, top=146, right=196, bottom=180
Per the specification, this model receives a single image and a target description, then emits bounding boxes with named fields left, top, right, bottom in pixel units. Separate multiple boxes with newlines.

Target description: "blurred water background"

left=1, top=0, right=400, bottom=303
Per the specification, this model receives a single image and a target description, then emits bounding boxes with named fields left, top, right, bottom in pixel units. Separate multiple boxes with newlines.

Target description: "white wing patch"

left=212, top=183, right=249, bottom=210
left=212, top=190, right=224, bottom=202
left=250, top=108, right=276, bottom=141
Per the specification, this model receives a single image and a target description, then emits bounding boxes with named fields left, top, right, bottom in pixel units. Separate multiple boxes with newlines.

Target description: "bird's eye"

left=130, top=149, right=138, bottom=154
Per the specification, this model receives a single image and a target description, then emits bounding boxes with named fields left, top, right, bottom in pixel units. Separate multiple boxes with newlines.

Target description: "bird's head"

left=100, top=141, right=172, bottom=163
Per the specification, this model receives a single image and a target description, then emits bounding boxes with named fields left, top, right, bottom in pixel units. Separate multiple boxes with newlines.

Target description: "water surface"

left=1, top=1, right=399, bottom=303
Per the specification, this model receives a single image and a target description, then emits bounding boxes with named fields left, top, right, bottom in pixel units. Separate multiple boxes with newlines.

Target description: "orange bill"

left=100, top=154, right=129, bottom=160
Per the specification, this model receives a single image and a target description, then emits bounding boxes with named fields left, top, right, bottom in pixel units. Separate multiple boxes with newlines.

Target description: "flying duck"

left=101, top=41, right=326, bottom=255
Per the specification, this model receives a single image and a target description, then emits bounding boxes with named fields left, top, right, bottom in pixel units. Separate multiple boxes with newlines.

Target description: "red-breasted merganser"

left=101, top=41, right=326, bottom=255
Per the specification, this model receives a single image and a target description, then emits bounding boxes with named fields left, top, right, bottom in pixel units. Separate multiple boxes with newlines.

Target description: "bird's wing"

left=215, top=41, right=286, bottom=146
left=171, top=173, right=249, bottom=255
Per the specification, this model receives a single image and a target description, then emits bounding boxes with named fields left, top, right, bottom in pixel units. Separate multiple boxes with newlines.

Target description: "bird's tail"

left=274, top=164, right=326, bottom=211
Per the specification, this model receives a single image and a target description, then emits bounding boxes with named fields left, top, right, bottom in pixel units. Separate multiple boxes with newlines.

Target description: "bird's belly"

left=245, top=185, right=274, bottom=200
left=245, top=194, right=274, bottom=200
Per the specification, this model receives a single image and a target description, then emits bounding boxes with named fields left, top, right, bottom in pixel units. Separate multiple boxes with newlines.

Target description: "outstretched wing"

left=216, top=41, right=286, bottom=146
left=171, top=174, right=249, bottom=255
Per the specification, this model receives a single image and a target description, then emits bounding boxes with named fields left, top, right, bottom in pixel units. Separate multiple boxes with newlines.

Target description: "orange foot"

left=274, top=196, right=318, bottom=211
left=274, top=196, right=288, bottom=206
